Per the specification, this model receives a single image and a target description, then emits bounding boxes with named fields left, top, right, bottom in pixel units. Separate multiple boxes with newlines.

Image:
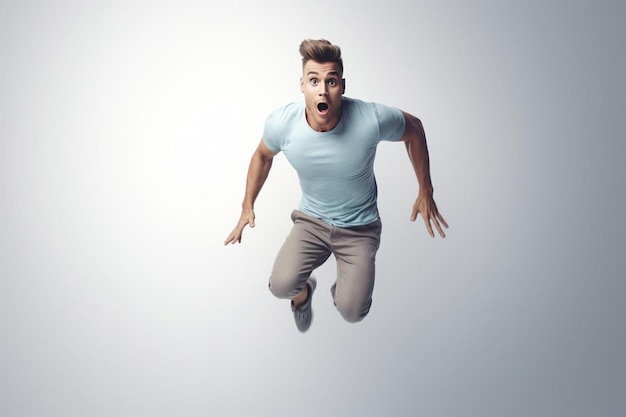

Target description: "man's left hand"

left=411, top=192, right=448, bottom=238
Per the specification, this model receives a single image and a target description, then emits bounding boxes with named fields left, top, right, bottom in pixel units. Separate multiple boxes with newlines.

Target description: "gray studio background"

left=1, top=0, right=624, bottom=416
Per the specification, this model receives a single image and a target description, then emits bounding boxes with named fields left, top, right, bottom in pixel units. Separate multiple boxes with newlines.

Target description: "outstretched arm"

left=400, top=111, right=448, bottom=238
left=224, top=138, right=277, bottom=245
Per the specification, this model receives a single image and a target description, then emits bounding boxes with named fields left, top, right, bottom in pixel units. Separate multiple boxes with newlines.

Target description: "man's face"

left=300, top=60, right=345, bottom=132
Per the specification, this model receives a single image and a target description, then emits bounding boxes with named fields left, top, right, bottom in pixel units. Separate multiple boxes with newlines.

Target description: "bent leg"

left=331, top=219, right=382, bottom=323
left=269, top=210, right=331, bottom=299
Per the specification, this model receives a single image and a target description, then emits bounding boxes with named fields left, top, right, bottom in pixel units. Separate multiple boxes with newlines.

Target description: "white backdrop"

left=1, top=1, right=625, bottom=416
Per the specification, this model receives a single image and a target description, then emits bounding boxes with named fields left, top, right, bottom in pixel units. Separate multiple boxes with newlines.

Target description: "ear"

left=300, top=77, right=304, bottom=93
left=341, top=78, right=346, bottom=95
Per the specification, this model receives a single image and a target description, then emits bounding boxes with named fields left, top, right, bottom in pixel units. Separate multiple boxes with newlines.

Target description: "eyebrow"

left=306, top=71, right=340, bottom=77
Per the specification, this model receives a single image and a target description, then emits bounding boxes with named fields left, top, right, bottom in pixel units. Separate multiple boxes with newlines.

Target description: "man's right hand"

left=224, top=209, right=256, bottom=245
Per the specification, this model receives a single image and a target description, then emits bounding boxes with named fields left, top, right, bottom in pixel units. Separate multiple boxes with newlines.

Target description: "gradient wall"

left=1, top=1, right=624, bottom=416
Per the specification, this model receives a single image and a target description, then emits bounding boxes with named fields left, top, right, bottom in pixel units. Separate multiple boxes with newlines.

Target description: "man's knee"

left=336, top=298, right=372, bottom=323
left=268, top=274, right=301, bottom=299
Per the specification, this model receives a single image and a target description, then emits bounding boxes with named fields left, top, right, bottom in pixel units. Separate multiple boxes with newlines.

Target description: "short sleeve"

left=374, top=103, right=406, bottom=142
left=262, top=112, right=282, bottom=153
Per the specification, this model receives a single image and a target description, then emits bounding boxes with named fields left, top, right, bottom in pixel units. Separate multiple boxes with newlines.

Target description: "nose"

left=318, top=83, right=328, bottom=96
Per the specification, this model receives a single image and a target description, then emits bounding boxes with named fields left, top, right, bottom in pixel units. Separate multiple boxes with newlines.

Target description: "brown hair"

left=299, top=39, right=343, bottom=75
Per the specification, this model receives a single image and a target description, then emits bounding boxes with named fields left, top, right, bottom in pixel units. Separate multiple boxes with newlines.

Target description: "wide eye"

left=328, top=79, right=337, bottom=86
left=310, top=78, right=318, bottom=86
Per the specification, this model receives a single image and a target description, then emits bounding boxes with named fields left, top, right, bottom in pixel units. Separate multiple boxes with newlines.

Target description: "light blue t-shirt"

left=263, top=97, right=406, bottom=227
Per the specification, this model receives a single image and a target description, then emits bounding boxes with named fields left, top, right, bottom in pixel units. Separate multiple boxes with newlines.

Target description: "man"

left=224, top=39, right=448, bottom=332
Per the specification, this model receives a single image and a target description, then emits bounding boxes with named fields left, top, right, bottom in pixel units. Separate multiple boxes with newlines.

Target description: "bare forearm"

left=404, top=115, right=433, bottom=194
left=242, top=153, right=273, bottom=210
left=401, top=113, right=448, bottom=237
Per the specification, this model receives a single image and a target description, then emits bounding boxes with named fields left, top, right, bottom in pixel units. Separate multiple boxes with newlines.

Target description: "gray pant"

left=268, top=210, right=382, bottom=323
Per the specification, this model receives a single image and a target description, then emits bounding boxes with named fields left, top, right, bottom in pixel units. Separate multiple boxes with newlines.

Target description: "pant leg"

left=331, top=218, right=382, bottom=323
left=268, top=210, right=332, bottom=299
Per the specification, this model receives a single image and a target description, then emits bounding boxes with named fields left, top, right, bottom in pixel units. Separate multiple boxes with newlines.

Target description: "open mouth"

left=317, top=102, right=329, bottom=113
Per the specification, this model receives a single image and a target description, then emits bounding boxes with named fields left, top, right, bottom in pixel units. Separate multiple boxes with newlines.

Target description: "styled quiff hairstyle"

left=299, top=39, right=343, bottom=75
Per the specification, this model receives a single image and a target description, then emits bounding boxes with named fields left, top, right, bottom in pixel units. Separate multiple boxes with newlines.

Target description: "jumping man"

left=225, top=39, right=448, bottom=332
